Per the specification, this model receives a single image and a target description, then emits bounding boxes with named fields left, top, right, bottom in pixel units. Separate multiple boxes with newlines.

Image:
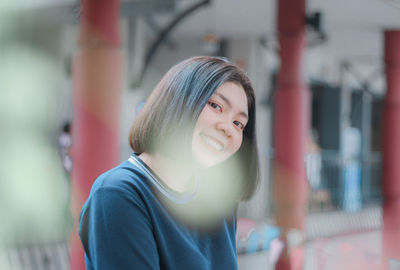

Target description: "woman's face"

left=192, top=82, right=249, bottom=168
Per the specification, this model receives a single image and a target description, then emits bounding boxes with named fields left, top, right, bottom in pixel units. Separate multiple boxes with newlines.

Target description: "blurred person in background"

left=79, top=56, right=259, bottom=270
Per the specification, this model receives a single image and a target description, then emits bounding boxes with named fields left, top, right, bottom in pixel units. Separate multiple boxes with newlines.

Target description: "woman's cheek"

left=230, top=133, right=243, bottom=156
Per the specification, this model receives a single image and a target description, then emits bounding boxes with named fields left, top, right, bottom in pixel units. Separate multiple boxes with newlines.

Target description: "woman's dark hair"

left=129, top=56, right=259, bottom=200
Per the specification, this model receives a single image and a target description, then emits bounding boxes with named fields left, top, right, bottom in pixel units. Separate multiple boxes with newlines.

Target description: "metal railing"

left=306, top=150, right=382, bottom=213
left=0, top=242, right=69, bottom=270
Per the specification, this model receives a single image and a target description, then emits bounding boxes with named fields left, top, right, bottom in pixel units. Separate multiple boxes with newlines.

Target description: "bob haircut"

left=129, top=56, right=259, bottom=201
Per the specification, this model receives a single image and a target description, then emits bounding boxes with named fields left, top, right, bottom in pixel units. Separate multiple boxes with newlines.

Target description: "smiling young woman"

left=79, top=56, right=260, bottom=270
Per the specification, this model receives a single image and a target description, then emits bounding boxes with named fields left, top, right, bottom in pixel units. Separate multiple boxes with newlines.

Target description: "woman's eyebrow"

left=214, top=92, right=248, bottom=119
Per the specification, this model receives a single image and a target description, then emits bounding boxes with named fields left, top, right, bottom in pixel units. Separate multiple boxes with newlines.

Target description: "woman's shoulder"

left=89, top=159, right=152, bottom=199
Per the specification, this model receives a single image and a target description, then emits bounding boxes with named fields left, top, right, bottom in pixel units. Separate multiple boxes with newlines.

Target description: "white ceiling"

left=157, top=0, right=400, bottom=38
left=11, top=0, right=400, bottom=37
left=309, top=0, right=400, bottom=30
left=8, top=0, right=400, bottom=74
left=170, top=0, right=276, bottom=37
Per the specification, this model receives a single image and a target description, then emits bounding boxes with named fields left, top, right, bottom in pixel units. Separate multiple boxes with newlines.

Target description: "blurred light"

left=0, top=25, right=69, bottom=244
left=1, top=0, right=73, bottom=11
left=158, top=150, right=243, bottom=230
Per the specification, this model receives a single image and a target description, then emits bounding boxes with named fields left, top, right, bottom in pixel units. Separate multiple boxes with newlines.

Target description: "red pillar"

left=273, top=0, right=309, bottom=269
left=69, top=0, right=122, bottom=269
left=382, top=30, right=400, bottom=270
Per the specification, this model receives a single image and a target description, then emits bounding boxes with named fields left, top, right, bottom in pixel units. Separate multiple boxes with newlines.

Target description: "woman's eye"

left=234, top=121, right=244, bottom=130
left=208, top=101, right=222, bottom=112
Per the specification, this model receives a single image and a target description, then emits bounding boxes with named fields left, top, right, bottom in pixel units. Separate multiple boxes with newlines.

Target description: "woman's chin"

left=194, top=155, right=227, bottom=169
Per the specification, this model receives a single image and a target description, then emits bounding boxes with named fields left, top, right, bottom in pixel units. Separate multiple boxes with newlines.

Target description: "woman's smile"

left=200, top=132, right=226, bottom=152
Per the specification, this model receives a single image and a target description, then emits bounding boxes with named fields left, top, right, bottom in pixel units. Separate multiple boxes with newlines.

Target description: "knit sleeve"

left=79, top=187, right=160, bottom=270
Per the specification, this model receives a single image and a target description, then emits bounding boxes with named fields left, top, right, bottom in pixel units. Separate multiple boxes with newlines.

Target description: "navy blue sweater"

left=79, top=154, right=238, bottom=270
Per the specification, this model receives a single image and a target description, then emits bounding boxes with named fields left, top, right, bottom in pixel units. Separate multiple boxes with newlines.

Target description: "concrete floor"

left=238, top=230, right=381, bottom=270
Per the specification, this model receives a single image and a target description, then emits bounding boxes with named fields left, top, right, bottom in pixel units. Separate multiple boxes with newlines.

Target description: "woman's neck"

left=138, top=152, right=195, bottom=193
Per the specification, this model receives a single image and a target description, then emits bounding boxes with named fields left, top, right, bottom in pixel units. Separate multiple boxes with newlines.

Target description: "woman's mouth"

left=200, top=133, right=224, bottom=152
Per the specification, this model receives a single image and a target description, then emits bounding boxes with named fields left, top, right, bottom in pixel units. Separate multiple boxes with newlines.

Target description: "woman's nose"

left=216, top=119, right=233, bottom=137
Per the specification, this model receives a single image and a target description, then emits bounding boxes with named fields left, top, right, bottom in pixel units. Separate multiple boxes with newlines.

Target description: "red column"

left=382, top=30, right=400, bottom=270
left=69, top=0, right=122, bottom=269
left=273, top=0, right=309, bottom=269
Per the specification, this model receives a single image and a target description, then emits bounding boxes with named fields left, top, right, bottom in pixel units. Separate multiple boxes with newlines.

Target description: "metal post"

left=273, top=0, right=310, bottom=269
left=69, top=0, right=122, bottom=269
left=382, top=30, right=400, bottom=270
left=361, top=88, right=372, bottom=206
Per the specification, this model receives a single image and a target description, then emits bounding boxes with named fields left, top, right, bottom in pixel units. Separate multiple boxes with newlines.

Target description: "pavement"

left=238, top=206, right=385, bottom=270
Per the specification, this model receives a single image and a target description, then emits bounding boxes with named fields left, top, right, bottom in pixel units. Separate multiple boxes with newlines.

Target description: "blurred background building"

left=1, top=0, right=400, bottom=269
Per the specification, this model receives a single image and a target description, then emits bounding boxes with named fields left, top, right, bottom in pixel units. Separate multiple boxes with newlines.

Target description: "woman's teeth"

left=202, top=135, right=223, bottom=151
